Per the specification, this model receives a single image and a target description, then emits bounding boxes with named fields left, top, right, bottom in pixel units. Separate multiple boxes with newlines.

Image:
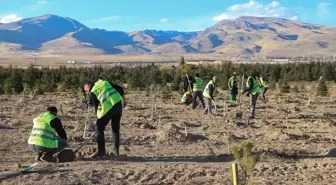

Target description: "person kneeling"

left=181, top=91, right=193, bottom=106
left=28, top=107, right=68, bottom=162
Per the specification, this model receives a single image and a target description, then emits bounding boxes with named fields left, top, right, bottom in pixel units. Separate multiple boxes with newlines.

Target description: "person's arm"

left=50, top=118, right=67, bottom=140
left=112, top=84, right=127, bottom=107
left=243, top=78, right=253, bottom=94
left=89, top=92, right=99, bottom=113
left=209, top=84, right=214, bottom=100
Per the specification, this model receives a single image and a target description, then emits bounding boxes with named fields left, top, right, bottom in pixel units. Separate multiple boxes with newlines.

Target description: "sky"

left=0, top=0, right=335, bottom=31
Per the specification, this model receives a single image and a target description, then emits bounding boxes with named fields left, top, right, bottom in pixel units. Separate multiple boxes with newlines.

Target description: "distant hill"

left=0, top=14, right=335, bottom=56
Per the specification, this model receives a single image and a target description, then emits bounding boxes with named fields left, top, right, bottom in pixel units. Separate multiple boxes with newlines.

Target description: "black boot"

left=35, top=153, right=43, bottom=161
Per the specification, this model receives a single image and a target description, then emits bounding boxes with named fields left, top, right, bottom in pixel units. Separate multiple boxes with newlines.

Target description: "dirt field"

left=0, top=84, right=335, bottom=185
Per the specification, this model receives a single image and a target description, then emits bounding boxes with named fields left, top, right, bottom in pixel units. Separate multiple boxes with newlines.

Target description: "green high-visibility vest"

left=181, top=91, right=191, bottom=103
left=246, top=76, right=260, bottom=95
left=193, top=77, right=203, bottom=92
left=181, top=91, right=190, bottom=103
left=260, top=77, right=269, bottom=88
left=228, top=76, right=237, bottom=89
left=203, top=80, right=215, bottom=98
left=91, top=80, right=123, bottom=119
left=28, top=112, right=58, bottom=148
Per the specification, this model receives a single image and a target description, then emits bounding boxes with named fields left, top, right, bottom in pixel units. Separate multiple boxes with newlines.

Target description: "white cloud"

left=89, top=16, right=121, bottom=23
left=213, top=0, right=299, bottom=21
left=317, top=2, right=332, bottom=19
left=213, top=14, right=236, bottom=21
left=160, top=18, right=168, bottom=23
left=0, top=14, right=23, bottom=23
left=38, top=0, right=47, bottom=4
left=290, top=16, right=299, bottom=21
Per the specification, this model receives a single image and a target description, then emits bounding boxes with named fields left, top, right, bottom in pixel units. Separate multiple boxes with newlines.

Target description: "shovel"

left=236, top=74, right=244, bottom=119
left=56, top=132, right=96, bottom=162
left=211, top=99, right=217, bottom=113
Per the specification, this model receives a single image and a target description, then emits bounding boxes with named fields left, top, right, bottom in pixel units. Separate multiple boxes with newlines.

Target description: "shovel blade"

left=56, top=149, right=76, bottom=162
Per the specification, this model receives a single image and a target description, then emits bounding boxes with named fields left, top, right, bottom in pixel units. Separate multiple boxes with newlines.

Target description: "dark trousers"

left=192, top=91, right=205, bottom=109
left=230, top=87, right=238, bottom=101
left=184, top=98, right=192, bottom=106
left=96, top=101, right=122, bottom=155
left=28, top=138, right=67, bottom=155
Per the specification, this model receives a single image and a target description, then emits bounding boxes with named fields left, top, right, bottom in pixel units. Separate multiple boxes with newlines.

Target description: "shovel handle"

left=74, top=132, right=96, bottom=153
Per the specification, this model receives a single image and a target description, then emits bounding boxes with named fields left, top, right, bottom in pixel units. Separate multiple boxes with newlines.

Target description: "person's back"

left=28, top=107, right=67, bottom=162
left=193, top=76, right=203, bottom=92
left=242, top=73, right=261, bottom=119
left=84, top=79, right=125, bottom=157
left=192, top=73, right=205, bottom=109
left=181, top=91, right=193, bottom=106
left=258, top=76, right=269, bottom=102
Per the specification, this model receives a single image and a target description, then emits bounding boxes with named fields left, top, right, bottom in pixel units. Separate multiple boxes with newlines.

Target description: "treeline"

left=0, top=61, right=335, bottom=94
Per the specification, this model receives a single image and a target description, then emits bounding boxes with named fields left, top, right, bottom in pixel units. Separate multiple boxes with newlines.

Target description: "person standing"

left=84, top=79, right=126, bottom=157
left=192, top=73, right=205, bottom=109
left=203, top=76, right=217, bottom=115
left=228, top=72, right=238, bottom=102
left=258, top=75, right=269, bottom=103
left=182, top=73, right=193, bottom=93
left=242, top=73, right=260, bottom=119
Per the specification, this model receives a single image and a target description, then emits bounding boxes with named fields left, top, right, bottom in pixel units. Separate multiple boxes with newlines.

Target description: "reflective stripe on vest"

left=246, top=77, right=260, bottom=95
left=91, top=80, right=123, bottom=119
left=228, top=77, right=237, bottom=88
left=260, top=77, right=269, bottom=88
left=193, top=77, right=203, bottom=92
left=203, top=80, right=215, bottom=98
left=28, top=112, right=58, bottom=148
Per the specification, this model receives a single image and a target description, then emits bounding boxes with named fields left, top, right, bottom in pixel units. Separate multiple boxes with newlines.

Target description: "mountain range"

left=0, top=14, right=336, bottom=56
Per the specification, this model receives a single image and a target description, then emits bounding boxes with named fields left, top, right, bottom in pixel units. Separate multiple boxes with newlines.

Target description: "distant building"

left=67, top=61, right=91, bottom=64
left=271, top=59, right=289, bottom=63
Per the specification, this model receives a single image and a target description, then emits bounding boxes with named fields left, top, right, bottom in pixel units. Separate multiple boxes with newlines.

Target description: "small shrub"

left=316, top=78, right=329, bottom=97
left=34, top=83, right=44, bottom=95
left=278, top=79, right=290, bottom=93
left=231, top=141, right=261, bottom=185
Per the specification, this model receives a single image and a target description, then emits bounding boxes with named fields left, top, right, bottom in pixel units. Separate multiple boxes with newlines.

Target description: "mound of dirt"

left=325, top=148, right=336, bottom=157
left=269, top=131, right=291, bottom=141
left=155, top=123, right=207, bottom=144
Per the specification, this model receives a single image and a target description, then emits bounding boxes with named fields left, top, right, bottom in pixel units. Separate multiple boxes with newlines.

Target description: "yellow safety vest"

left=246, top=76, right=260, bottom=95
left=260, top=77, right=269, bottom=88
left=203, top=80, right=215, bottom=98
left=91, top=80, right=123, bottom=118
left=28, top=112, right=58, bottom=148
left=181, top=91, right=191, bottom=103
left=193, top=77, right=203, bottom=92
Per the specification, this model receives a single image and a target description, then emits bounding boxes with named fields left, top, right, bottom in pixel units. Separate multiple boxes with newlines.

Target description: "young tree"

left=316, top=77, right=329, bottom=97
left=231, top=141, right=261, bottom=185
left=279, top=78, right=290, bottom=93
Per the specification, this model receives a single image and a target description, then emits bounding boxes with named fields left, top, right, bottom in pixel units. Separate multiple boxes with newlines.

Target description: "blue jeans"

left=28, top=138, right=67, bottom=155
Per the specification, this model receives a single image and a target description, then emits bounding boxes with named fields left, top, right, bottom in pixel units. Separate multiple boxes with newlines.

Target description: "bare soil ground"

left=0, top=84, right=335, bottom=185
